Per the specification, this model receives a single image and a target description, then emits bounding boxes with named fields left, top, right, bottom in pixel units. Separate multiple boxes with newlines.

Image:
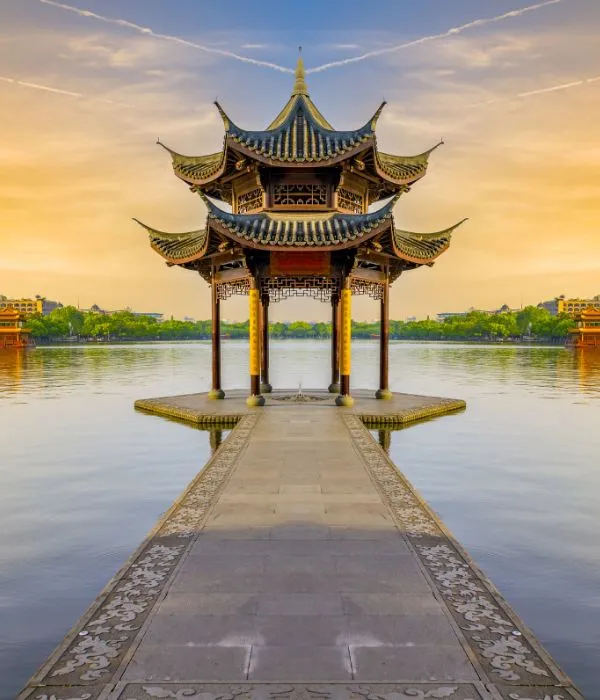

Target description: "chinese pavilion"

left=137, top=56, right=465, bottom=406
left=569, top=308, right=600, bottom=348
left=0, top=307, right=32, bottom=349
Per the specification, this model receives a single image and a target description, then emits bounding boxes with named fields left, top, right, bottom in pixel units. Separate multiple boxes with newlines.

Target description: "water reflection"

left=1, top=342, right=599, bottom=698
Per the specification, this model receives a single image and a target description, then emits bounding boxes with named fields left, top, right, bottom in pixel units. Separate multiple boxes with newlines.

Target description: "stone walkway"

left=19, top=397, right=583, bottom=700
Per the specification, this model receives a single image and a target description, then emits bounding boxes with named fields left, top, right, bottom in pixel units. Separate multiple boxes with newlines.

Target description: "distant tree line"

left=26, top=306, right=574, bottom=343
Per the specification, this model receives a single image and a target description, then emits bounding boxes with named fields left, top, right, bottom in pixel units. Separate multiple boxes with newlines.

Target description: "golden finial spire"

left=292, top=46, right=308, bottom=96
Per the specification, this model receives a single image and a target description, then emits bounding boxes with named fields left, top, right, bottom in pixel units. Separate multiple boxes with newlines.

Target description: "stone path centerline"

left=19, top=394, right=584, bottom=700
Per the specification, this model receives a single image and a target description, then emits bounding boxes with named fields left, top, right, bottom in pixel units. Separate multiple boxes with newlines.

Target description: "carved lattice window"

left=337, top=187, right=363, bottom=214
left=261, top=276, right=341, bottom=303
left=237, top=188, right=263, bottom=214
left=272, top=184, right=328, bottom=207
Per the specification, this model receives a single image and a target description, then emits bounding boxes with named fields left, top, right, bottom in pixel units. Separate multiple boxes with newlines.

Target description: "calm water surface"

left=0, top=341, right=599, bottom=698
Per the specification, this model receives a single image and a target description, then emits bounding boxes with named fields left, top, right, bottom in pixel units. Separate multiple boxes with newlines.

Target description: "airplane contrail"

left=474, top=74, right=600, bottom=106
left=38, top=0, right=293, bottom=74
left=306, top=0, right=564, bottom=74
left=0, top=75, right=131, bottom=106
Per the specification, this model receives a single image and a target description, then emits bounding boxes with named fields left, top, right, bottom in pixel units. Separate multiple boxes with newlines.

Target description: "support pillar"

left=335, top=278, right=354, bottom=407
left=208, top=277, right=225, bottom=400
left=246, top=281, right=265, bottom=407
left=328, top=292, right=340, bottom=393
left=260, top=294, right=272, bottom=393
left=376, top=275, right=393, bottom=400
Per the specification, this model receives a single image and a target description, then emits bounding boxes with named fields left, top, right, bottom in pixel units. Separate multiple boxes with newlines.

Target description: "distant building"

left=81, top=305, right=163, bottom=321
left=131, top=311, right=164, bottom=321
left=538, top=295, right=600, bottom=316
left=183, top=316, right=196, bottom=323
left=569, top=308, right=600, bottom=348
left=0, top=296, right=62, bottom=317
left=494, top=303, right=519, bottom=314
left=436, top=311, right=468, bottom=321
left=0, top=308, right=32, bottom=348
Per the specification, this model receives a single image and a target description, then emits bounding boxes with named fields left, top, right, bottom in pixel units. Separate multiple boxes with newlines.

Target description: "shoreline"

left=28, top=337, right=570, bottom=347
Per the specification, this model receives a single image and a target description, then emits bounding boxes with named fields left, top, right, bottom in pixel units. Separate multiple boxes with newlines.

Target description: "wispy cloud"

left=0, top=74, right=131, bottom=106
left=473, top=74, right=600, bottom=106
left=38, top=0, right=294, bottom=73
left=330, top=44, right=361, bottom=50
left=307, top=0, right=564, bottom=73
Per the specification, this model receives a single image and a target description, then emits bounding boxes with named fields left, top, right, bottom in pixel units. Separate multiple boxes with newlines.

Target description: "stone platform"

left=19, top=391, right=583, bottom=700
left=133, top=389, right=467, bottom=427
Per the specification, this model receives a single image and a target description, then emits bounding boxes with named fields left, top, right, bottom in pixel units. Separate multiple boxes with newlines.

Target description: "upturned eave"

left=391, top=218, right=467, bottom=264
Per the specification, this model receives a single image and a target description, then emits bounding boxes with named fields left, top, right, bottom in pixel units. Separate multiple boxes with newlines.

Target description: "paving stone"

left=253, top=614, right=347, bottom=647
left=121, top=643, right=249, bottom=681
left=342, top=593, right=445, bottom=616
left=351, top=644, right=479, bottom=682
left=279, top=485, right=322, bottom=494
left=269, top=524, right=331, bottom=540
left=257, top=593, right=344, bottom=616
left=162, top=592, right=259, bottom=616
left=141, top=614, right=257, bottom=647
left=343, top=614, right=463, bottom=647
left=265, top=554, right=337, bottom=576
left=249, top=645, right=352, bottom=680
left=198, top=527, right=272, bottom=540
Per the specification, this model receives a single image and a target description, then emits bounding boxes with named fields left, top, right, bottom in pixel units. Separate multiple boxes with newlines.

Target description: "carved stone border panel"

left=22, top=416, right=258, bottom=692
left=110, top=682, right=493, bottom=700
left=341, top=415, right=576, bottom=691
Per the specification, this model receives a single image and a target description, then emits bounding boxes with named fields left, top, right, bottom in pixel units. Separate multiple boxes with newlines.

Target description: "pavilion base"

left=335, top=394, right=355, bottom=407
left=328, top=382, right=340, bottom=394
left=246, top=394, right=266, bottom=407
left=260, top=382, right=273, bottom=393
left=207, top=388, right=226, bottom=400
left=375, top=388, right=393, bottom=400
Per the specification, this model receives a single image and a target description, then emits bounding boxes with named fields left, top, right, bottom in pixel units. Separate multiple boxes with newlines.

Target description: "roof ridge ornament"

left=292, top=48, right=308, bottom=97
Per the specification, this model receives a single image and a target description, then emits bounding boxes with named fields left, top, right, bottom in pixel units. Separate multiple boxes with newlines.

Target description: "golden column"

left=335, top=278, right=354, bottom=407
left=246, top=280, right=265, bottom=407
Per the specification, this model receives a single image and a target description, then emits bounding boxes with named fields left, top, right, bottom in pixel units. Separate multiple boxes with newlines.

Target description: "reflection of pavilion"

left=138, top=56, right=464, bottom=406
left=573, top=348, right=600, bottom=394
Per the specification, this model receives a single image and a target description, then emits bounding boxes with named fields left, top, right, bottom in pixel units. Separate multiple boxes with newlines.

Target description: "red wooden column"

left=208, top=276, right=225, bottom=400
left=260, top=293, right=272, bottom=393
left=376, top=275, right=393, bottom=400
left=328, top=291, right=341, bottom=393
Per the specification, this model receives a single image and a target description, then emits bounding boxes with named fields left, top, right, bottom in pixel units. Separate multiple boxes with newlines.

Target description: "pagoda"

left=569, top=308, right=600, bottom=348
left=0, top=307, right=32, bottom=349
left=137, top=55, right=465, bottom=406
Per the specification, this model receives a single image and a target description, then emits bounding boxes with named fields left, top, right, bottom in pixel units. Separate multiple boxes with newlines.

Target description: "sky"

left=0, top=0, right=599, bottom=322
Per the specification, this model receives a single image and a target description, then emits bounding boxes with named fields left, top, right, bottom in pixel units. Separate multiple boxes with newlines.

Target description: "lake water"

left=0, top=341, right=599, bottom=698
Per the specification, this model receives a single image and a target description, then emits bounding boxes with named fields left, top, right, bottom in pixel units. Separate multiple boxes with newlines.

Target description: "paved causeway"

left=20, top=395, right=583, bottom=700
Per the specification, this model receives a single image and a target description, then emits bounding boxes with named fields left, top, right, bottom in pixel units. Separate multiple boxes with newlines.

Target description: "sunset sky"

left=1, top=0, right=599, bottom=322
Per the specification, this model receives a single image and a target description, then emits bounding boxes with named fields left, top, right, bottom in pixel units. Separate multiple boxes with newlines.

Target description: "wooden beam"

left=350, top=268, right=386, bottom=283
left=214, top=268, right=251, bottom=283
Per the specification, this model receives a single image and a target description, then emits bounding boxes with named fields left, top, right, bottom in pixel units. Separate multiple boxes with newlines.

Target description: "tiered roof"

left=158, top=57, right=439, bottom=195
left=138, top=55, right=465, bottom=273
